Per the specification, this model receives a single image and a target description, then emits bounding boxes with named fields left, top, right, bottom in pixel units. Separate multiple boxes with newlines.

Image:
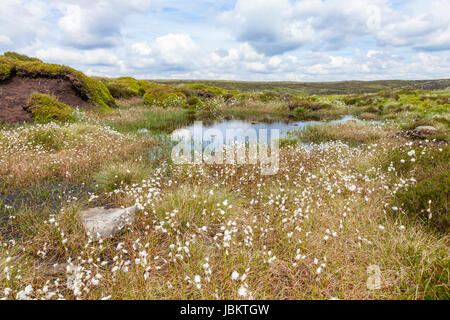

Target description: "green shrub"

left=394, top=171, right=449, bottom=233
left=0, top=52, right=116, bottom=111
left=25, top=93, right=74, bottom=123
left=143, top=85, right=186, bottom=108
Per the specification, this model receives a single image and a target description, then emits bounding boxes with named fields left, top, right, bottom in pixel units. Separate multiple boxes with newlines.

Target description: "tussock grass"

left=95, top=161, right=151, bottom=192
left=299, top=121, right=387, bottom=146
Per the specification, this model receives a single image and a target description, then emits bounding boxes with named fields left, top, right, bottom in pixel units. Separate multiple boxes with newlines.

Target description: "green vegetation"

left=298, top=121, right=385, bottom=146
left=0, top=67, right=448, bottom=300
left=3, top=51, right=42, bottom=62
left=98, top=77, right=156, bottom=99
left=95, top=161, right=150, bottom=192
left=395, top=171, right=449, bottom=233
left=143, top=84, right=186, bottom=108
left=0, top=52, right=116, bottom=111
left=156, top=79, right=450, bottom=95
left=179, top=83, right=237, bottom=98
left=26, top=93, right=74, bottom=124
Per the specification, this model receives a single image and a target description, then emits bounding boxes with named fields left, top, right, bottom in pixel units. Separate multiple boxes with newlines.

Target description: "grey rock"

left=412, top=126, right=438, bottom=138
left=79, top=206, right=136, bottom=241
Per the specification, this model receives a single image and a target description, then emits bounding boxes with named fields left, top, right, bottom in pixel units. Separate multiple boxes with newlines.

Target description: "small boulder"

left=79, top=206, right=136, bottom=241
left=412, top=126, right=438, bottom=138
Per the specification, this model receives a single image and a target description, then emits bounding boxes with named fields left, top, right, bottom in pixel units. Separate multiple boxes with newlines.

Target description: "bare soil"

left=0, top=76, right=93, bottom=123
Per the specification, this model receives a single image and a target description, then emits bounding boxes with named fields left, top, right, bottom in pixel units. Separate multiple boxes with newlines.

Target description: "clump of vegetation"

left=289, top=96, right=333, bottom=111
left=254, top=91, right=281, bottom=103
left=300, top=121, right=385, bottom=146
left=378, top=144, right=449, bottom=233
left=25, top=93, right=74, bottom=124
left=394, top=171, right=449, bottom=233
left=0, top=62, right=12, bottom=81
left=95, top=161, right=150, bottom=192
left=3, top=51, right=42, bottom=62
left=0, top=52, right=116, bottom=110
left=98, top=77, right=156, bottom=99
left=180, top=83, right=233, bottom=98
left=26, top=126, right=74, bottom=152
left=143, top=85, right=186, bottom=108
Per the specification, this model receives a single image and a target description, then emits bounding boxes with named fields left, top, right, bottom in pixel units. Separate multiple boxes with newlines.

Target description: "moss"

left=0, top=52, right=116, bottom=111
left=0, top=62, right=12, bottom=81
left=3, top=51, right=42, bottom=62
left=98, top=77, right=156, bottom=99
left=25, top=93, right=74, bottom=124
left=180, top=83, right=229, bottom=97
left=143, top=84, right=186, bottom=108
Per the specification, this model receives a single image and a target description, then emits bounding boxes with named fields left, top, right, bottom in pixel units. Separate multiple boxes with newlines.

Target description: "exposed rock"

left=79, top=206, right=136, bottom=241
left=411, top=126, right=438, bottom=138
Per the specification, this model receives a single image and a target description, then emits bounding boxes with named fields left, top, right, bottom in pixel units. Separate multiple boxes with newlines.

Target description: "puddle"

left=175, top=115, right=369, bottom=142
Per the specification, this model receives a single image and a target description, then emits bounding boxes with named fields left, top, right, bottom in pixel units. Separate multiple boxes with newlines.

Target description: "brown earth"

left=0, top=76, right=93, bottom=123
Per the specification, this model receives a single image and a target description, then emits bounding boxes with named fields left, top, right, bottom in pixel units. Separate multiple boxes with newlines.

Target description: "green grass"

left=110, top=109, right=193, bottom=133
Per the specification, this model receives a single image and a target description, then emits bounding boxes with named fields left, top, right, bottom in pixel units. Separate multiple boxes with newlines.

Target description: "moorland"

left=0, top=52, right=448, bottom=300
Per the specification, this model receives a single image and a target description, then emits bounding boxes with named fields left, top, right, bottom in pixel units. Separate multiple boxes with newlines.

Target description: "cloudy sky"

left=1, top=0, right=449, bottom=81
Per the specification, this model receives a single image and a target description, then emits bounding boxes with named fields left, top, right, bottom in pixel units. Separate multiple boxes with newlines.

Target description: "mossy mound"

left=98, top=77, right=157, bottom=99
left=143, top=84, right=186, bottom=108
left=3, top=51, right=42, bottom=62
left=0, top=52, right=116, bottom=111
left=25, top=93, right=74, bottom=123
left=289, top=96, right=333, bottom=112
left=179, top=83, right=237, bottom=99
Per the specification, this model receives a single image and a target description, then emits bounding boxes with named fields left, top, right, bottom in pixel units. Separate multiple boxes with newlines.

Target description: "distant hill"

left=154, top=79, right=450, bottom=95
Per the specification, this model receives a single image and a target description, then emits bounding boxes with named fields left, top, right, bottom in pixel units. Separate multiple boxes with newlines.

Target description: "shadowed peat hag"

left=0, top=61, right=449, bottom=300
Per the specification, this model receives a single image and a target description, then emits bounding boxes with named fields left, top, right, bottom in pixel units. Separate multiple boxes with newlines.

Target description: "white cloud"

left=35, top=47, right=120, bottom=66
left=154, top=33, right=199, bottom=65
left=0, top=35, right=12, bottom=46
left=55, top=0, right=153, bottom=49
left=0, top=0, right=50, bottom=49
left=1, top=0, right=449, bottom=81
left=221, top=0, right=450, bottom=55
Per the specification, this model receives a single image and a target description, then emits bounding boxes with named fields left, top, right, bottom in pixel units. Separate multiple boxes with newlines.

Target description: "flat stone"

left=412, top=126, right=438, bottom=138
left=79, top=206, right=136, bottom=241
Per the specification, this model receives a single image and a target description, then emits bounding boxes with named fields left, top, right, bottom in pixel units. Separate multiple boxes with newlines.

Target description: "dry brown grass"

left=0, top=123, right=154, bottom=192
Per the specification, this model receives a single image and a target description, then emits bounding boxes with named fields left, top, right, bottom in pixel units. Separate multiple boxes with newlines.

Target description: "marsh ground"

left=0, top=85, right=448, bottom=300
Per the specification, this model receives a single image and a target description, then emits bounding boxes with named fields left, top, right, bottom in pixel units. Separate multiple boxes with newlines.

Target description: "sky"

left=1, top=0, right=449, bottom=81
